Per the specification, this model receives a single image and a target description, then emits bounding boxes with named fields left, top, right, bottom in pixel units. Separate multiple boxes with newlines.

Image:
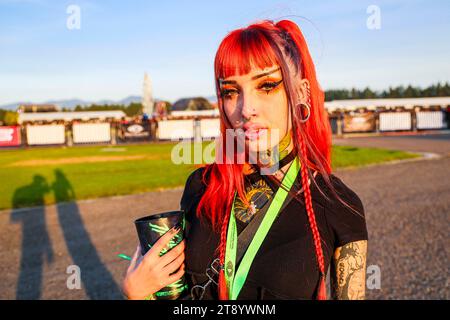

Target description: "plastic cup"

left=134, top=210, right=187, bottom=300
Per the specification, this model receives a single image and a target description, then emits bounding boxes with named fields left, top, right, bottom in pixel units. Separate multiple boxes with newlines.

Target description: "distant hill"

left=0, top=94, right=218, bottom=111
left=0, top=95, right=145, bottom=111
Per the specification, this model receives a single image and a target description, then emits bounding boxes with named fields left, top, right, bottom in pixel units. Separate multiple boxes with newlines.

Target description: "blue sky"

left=0, top=0, right=449, bottom=105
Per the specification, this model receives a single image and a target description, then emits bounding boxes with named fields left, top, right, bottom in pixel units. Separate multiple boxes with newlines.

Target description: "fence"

left=26, top=124, right=66, bottom=145
left=379, top=112, right=412, bottom=132
left=0, top=126, right=21, bottom=147
left=416, top=111, right=447, bottom=130
left=72, top=123, right=111, bottom=144
left=2, top=109, right=449, bottom=148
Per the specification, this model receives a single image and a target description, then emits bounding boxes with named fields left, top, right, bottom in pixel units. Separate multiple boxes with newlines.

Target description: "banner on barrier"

left=0, top=126, right=21, bottom=146
left=121, top=123, right=150, bottom=139
left=343, top=113, right=376, bottom=133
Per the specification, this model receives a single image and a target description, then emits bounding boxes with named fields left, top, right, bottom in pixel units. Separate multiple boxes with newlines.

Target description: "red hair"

left=195, top=19, right=337, bottom=300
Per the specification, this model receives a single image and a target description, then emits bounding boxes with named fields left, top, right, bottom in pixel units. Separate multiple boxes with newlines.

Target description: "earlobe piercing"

left=296, top=102, right=311, bottom=123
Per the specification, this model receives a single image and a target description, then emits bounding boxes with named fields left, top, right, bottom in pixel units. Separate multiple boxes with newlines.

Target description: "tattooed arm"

left=331, top=240, right=367, bottom=300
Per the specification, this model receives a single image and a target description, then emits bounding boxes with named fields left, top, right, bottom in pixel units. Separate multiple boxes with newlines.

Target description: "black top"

left=177, top=165, right=368, bottom=300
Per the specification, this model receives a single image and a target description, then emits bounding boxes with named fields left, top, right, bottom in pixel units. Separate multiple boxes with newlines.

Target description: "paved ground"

left=0, top=134, right=449, bottom=300
left=333, top=132, right=450, bottom=156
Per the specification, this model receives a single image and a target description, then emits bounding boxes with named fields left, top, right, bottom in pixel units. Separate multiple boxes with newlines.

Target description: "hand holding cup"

left=122, top=225, right=186, bottom=300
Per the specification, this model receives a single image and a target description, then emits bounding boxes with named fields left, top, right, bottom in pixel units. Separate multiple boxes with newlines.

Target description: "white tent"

left=324, top=97, right=450, bottom=112
left=18, top=110, right=126, bottom=124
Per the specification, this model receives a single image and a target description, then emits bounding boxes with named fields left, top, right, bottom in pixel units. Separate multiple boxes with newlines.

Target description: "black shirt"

left=178, top=165, right=368, bottom=300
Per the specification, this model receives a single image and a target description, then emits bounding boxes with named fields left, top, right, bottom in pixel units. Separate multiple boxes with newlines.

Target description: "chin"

left=245, top=130, right=278, bottom=155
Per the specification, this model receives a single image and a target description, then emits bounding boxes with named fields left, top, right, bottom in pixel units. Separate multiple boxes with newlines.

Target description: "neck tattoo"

left=235, top=130, right=295, bottom=224
left=257, top=129, right=293, bottom=169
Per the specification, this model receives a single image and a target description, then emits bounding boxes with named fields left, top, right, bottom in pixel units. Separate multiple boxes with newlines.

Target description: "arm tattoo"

left=331, top=240, right=367, bottom=300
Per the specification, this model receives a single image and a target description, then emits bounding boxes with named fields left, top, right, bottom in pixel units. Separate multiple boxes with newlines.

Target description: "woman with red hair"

left=123, top=19, right=368, bottom=300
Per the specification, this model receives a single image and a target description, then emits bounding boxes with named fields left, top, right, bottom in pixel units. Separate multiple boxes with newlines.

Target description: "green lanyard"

left=224, top=156, right=301, bottom=300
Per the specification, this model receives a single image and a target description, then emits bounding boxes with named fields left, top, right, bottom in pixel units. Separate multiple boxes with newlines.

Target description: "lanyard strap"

left=224, top=156, right=301, bottom=300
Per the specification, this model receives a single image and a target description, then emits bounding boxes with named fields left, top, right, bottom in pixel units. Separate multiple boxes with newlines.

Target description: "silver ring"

left=297, top=102, right=311, bottom=123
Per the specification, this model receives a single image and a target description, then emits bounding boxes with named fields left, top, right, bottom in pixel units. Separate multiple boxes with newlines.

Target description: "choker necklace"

left=236, top=140, right=296, bottom=223
left=247, top=130, right=296, bottom=176
left=250, top=147, right=296, bottom=177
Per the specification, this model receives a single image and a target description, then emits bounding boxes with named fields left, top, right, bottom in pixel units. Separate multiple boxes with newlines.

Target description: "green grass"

left=0, top=142, right=419, bottom=210
left=331, top=145, right=420, bottom=169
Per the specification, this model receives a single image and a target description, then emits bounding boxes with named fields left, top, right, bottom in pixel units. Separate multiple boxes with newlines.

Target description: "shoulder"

left=313, top=172, right=368, bottom=247
left=314, top=172, right=364, bottom=215
left=180, top=166, right=207, bottom=199
left=330, top=174, right=364, bottom=214
left=185, top=166, right=207, bottom=189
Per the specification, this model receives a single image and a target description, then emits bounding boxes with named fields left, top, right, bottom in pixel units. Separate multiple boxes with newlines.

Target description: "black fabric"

left=178, top=165, right=368, bottom=300
left=236, top=163, right=300, bottom=269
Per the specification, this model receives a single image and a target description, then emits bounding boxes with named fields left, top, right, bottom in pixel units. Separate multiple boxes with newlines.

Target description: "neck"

left=243, top=129, right=294, bottom=174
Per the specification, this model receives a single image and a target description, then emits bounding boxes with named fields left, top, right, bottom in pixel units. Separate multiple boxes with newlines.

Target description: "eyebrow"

left=219, top=67, right=281, bottom=85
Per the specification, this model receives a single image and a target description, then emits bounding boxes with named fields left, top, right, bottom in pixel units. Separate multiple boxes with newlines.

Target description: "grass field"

left=0, top=142, right=419, bottom=210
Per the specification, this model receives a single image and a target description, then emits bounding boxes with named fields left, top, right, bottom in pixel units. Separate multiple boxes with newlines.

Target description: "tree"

left=3, top=111, right=18, bottom=125
left=125, top=103, right=143, bottom=117
left=190, top=97, right=213, bottom=110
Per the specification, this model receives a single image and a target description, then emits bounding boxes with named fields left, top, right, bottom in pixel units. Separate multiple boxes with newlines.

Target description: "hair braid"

left=298, top=130, right=327, bottom=299
left=217, top=205, right=231, bottom=300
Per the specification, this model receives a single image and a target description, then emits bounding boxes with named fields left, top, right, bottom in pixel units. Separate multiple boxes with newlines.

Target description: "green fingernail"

left=117, top=254, right=132, bottom=261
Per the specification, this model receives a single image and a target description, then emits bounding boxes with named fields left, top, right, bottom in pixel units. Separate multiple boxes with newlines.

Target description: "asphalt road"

left=1, top=134, right=449, bottom=300
left=333, top=132, right=450, bottom=156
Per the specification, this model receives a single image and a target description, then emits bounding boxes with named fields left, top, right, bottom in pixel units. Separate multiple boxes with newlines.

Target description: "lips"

left=245, top=129, right=265, bottom=140
left=243, top=122, right=267, bottom=132
left=242, top=123, right=268, bottom=140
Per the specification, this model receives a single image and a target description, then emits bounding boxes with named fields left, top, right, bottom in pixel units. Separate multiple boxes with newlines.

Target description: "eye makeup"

left=220, top=87, right=239, bottom=99
left=257, top=79, right=283, bottom=95
left=220, top=78, right=283, bottom=99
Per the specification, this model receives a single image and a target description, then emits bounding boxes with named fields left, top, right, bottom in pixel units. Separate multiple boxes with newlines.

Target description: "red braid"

left=298, top=129, right=327, bottom=300
left=217, top=207, right=231, bottom=299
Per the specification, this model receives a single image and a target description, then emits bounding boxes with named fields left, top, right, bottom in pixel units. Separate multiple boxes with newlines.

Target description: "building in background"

left=171, top=97, right=214, bottom=111
left=17, top=104, right=60, bottom=113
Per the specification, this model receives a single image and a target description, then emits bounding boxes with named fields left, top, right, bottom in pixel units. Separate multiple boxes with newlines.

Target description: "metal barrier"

left=26, top=124, right=65, bottom=145
left=200, top=119, right=220, bottom=139
left=5, top=106, right=448, bottom=148
left=157, top=119, right=194, bottom=140
left=379, top=112, right=412, bottom=132
left=416, top=111, right=446, bottom=130
left=72, top=123, right=111, bottom=143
